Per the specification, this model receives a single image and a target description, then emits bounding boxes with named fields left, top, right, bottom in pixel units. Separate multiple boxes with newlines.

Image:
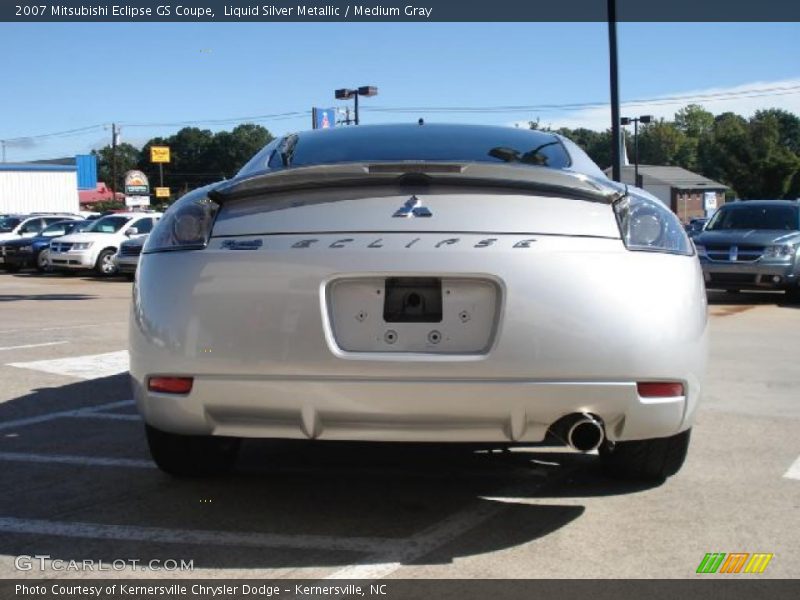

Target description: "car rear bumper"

left=130, top=233, right=707, bottom=443
left=132, top=376, right=687, bottom=443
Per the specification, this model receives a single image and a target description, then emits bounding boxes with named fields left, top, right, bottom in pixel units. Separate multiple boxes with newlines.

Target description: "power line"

left=364, top=85, right=800, bottom=114
left=3, top=84, right=799, bottom=145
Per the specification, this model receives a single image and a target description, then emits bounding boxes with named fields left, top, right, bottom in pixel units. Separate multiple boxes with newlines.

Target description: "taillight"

left=637, top=381, right=684, bottom=397
left=148, top=376, right=193, bottom=394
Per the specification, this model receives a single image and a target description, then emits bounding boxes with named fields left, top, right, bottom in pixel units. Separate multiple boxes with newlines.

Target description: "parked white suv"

left=0, top=214, right=79, bottom=242
left=50, top=212, right=162, bottom=276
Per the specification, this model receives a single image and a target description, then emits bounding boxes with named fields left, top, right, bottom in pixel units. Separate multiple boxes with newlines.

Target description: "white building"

left=0, top=163, right=80, bottom=214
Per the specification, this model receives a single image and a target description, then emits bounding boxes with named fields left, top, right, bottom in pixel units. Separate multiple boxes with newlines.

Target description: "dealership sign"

left=124, top=170, right=150, bottom=195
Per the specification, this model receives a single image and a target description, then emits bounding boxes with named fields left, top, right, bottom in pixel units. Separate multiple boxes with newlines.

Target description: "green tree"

left=93, top=142, right=141, bottom=192
left=637, top=120, right=689, bottom=166
left=675, top=104, right=715, bottom=138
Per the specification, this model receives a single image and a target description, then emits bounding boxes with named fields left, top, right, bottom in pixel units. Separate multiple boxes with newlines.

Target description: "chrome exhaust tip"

left=566, top=414, right=605, bottom=452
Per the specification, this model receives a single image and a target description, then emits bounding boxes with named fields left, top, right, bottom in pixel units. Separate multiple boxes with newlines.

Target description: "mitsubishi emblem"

left=392, top=195, right=432, bottom=218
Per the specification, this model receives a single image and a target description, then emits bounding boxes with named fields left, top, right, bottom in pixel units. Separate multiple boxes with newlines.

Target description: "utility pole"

left=111, top=123, right=118, bottom=202
left=608, top=0, right=622, bottom=182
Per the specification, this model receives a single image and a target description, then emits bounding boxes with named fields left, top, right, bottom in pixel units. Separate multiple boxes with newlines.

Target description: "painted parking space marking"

left=0, top=517, right=395, bottom=555
left=69, top=412, right=141, bottom=422
left=326, top=475, right=554, bottom=580
left=7, top=350, right=129, bottom=380
left=784, top=455, right=800, bottom=480
left=0, top=399, right=134, bottom=432
left=0, top=322, right=119, bottom=335
left=0, top=451, right=153, bottom=470
left=0, top=341, right=68, bottom=352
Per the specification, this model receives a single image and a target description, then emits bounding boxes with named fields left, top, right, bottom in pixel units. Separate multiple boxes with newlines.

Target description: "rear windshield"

left=87, top=216, right=131, bottom=233
left=706, top=204, right=799, bottom=231
left=264, top=126, right=571, bottom=171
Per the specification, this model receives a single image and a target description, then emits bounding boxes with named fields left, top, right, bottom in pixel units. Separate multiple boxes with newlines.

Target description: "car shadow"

left=706, top=289, right=799, bottom=309
left=0, top=374, right=660, bottom=571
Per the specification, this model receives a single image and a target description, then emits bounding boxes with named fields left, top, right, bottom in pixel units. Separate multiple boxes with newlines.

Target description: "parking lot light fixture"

left=620, top=115, right=653, bottom=185
left=334, top=85, right=378, bottom=125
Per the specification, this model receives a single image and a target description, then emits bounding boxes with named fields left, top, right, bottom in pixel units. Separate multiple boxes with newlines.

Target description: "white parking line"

left=0, top=322, right=119, bottom=335
left=0, top=399, right=134, bottom=432
left=0, top=517, right=395, bottom=555
left=326, top=475, right=552, bottom=580
left=0, top=341, right=68, bottom=352
left=0, top=451, right=153, bottom=469
left=69, top=412, right=141, bottom=422
left=784, top=455, right=800, bottom=480
left=7, top=350, right=129, bottom=380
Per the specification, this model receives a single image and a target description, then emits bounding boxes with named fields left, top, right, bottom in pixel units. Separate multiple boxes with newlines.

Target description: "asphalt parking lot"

left=0, top=272, right=798, bottom=580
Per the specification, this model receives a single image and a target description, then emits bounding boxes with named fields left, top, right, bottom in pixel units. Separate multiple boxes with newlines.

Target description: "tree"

left=208, top=124, right=274, bottom=179
left=637, top=120, right=689, bottom=166
left=675, top=104, right=715, bottom=138
left=93, top=143, right=140, bottom=192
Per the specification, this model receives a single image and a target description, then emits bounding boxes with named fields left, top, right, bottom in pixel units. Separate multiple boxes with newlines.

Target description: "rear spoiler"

left=208, top=162, right=626, bottom=205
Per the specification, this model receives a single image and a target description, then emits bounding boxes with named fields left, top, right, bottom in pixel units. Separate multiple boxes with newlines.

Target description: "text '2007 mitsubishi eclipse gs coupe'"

left=130, top=124, right=708, bottom=481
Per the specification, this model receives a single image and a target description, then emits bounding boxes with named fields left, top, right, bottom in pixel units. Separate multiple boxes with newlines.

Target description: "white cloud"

left=519, top=78, right=800, bottom=131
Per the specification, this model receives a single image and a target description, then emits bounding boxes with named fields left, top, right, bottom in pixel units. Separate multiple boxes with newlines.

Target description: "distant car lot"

left=0, top=274, right=797, bottom=579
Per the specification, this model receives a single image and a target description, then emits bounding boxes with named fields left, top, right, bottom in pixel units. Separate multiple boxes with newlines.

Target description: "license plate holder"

left=383, top=277, right=443, bottom=323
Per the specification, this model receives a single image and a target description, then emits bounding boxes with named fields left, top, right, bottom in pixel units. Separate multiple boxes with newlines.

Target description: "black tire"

left=786, top=287, right=800, bottom=304
left=145, top=424, right=240, bottom=477
left=600, top=429, right=692, bottom=481
left=36, top=248, right=52, bottom=273
left=95, top=248, right=118, bottom=276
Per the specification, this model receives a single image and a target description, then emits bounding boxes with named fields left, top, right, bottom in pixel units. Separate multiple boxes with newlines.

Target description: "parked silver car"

left=114, top=235, right=147, bottom=279
left=130, top=124, right=707, bottom=481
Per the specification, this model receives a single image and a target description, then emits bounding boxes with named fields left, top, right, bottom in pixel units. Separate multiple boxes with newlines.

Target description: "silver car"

left=131, top=124, right=707, bottom=481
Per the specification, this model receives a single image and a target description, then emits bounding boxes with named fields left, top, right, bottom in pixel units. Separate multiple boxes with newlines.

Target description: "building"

left=0, top=163, right=80, bottom=214
left=0, top=155, right=116, bottom=213
left=605, top=165, right=728, bottom=222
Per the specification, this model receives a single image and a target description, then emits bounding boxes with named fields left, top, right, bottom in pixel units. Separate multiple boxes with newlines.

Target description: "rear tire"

left=600, top=429, right=692, bottom=481
left=786, top=287, right=800, bottom=304
left=95, top=249, right=117, bottom=277
left=145, top=424, right=240, bottom=477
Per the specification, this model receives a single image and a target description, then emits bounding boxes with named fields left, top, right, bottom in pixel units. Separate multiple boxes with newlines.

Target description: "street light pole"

left=620, top=115, right=652, bottom=187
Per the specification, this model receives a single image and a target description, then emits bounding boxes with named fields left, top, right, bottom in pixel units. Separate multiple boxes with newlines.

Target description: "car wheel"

left=600, top=429, right=691, bottom=481
left=95, top=249, right=118, bottom=276
left=145, top=424, right=240, bottom=477
left=786, top=287, right=800, bottom=304
left=36, top=249, right=52, bottom=272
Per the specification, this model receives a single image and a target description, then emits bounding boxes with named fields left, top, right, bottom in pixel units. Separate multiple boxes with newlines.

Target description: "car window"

left=87, top=215, right=132, bottom=233
left=132, top=218, right=154, bottom=234
left=0, top=217, right=21, bottom=232
left=706, top=205, right=799, bottom=231
left=19, top=218, right=44, bottom=234
left=265, top=126, right=571, bottom=171
left=44, top=217, right=68, bottom=226
left=40, top=223, right=68, bottom=236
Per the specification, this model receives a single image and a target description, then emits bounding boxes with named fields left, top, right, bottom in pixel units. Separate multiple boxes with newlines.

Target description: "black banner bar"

left=3, top=579, right=800, bottom=600
left=2, top=0, right=800, bottom=22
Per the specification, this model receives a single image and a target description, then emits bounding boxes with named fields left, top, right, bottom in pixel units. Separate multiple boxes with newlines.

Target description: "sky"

left=0, top=21, right=799, bottom=161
